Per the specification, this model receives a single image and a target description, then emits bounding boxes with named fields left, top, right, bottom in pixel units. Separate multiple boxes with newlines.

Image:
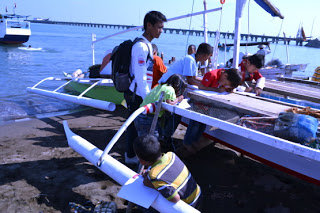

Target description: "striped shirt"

left=147, top=152, right=201, bottom=205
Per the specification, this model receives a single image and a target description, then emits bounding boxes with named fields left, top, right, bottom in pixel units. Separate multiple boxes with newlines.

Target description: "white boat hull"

left=259, top=64, right=308, bottom=80
left=63, top=121, right=200, bottom=213
left=160, top=103, right=320, bottom=185
left=259, top=67, right=293, bottom=79
left=26, top=77, right=116, bottom=111
left=26, top=86, right=116, bottom=111
left=0, top=15, right=31, bottom=44
left=201, top=123, right=320, bottom=183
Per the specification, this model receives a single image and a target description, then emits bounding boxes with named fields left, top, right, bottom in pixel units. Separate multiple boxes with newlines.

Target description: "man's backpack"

left=110, top=38, right=151, bottom=92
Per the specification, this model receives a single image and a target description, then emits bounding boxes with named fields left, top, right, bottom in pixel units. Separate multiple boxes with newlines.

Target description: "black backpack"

left=110, top=37, right=151, bottom=92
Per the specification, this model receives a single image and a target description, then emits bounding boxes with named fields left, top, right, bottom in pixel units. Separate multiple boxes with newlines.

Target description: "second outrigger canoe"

left=64, top=78, right=124, bottom=105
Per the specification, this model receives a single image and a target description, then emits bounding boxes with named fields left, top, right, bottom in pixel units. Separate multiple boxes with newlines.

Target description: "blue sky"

left=4, top=0, right=320, bottom=38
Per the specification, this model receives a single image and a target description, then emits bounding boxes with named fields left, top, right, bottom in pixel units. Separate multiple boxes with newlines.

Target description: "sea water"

left=1, top=23, right=320, bottom=124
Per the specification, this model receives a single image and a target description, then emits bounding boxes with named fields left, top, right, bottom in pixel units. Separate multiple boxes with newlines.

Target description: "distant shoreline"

left=29, top=19, right=301, bottom=43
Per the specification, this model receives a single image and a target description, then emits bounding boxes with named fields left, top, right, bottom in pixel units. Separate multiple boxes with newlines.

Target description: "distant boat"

left=296, top=25, right=307, bottom=42
left=33, top=17, right=49, bottom=21
left=0, top=14, right=31, bottom=44
left=305, top=38, right=320, bottom=48
left=218, top=43, right=230, bottom=52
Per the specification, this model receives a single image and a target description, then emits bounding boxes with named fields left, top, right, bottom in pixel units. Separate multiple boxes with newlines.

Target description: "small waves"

left=0, top=93, right=86, bottom=125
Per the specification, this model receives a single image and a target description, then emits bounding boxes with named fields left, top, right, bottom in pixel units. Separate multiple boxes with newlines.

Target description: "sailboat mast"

left=283, top=32, right=289, bottom=64
left=310, top=17, right=316, bottom=38
left=203, top=0, right=209, bottom=69
left=232, top=0, right=247, bottom=69
left=296, top=23, right=301, bottom=38
left=203, top=0, right=208, bottom=43
left=93, top=7, right=221, bottom=44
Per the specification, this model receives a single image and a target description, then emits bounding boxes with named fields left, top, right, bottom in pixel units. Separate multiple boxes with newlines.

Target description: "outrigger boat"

left=63, top=88, right=320, bottom=213
left=26, top=77, right=116, bottom=111
left=0, top=13, right=31, bottom=44
left=27, top=0, right=320, bottom=212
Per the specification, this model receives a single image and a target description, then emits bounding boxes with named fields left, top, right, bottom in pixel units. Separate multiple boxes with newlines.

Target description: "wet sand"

left=0, top=106, right=319, bottom=213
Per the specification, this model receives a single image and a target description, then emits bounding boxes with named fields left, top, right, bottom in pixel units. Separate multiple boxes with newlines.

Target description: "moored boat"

left=63, top=87, right=320, bottom=188
left=259, top=63, right=308, bottom=80
left=0, top=14, right=31, bottom=44
left=305, top=38, right=320, bottom=48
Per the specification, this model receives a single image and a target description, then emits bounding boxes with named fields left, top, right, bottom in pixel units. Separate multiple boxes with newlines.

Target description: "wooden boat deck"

left=188, top=90, right=293, bottom=117
left=277, top=77, right=320, bottom=85
left=263, top=79, right=320, bottom=104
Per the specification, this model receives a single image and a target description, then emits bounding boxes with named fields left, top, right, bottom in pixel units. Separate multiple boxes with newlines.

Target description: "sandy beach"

left=0, top=106, right=320, bottom=213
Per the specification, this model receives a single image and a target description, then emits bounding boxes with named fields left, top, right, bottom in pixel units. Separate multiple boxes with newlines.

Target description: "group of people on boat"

left=95, top=11, right=268, bottom=211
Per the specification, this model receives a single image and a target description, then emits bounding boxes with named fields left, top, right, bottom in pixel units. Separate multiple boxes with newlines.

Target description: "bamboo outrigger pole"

left=92, top=7, right=222, bottom=44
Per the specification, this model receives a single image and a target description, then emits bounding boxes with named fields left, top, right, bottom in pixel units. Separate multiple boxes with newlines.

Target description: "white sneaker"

left=125, top=152, right=139, bottom=164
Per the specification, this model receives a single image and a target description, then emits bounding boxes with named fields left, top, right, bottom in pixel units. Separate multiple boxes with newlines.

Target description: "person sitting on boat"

left=151, top=43, right=167, bottom=89
left=134, top=74, right=187, bottom=137
left=181, top=69, right=242, bottom=154
left=239, top=54, right=265, bottom=96
left=99, top=49, right=112, bottom=77
left=187, top=44, right=196, bottom=55
left=256, top=44, right=271, bottom=57
left=158, top=42, right=213, bottom=87
left=256, top=44, right=270, bottom=67
left=133, top=134, right=202, bottom=209
left=124, top=11, right=167, bottom=165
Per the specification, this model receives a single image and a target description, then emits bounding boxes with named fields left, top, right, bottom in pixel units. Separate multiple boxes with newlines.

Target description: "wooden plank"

left=263, top=80, right=320, bottom=103
left=277, top=77, right=320, bottom=86
left=188, top=91, right=290, bottom=117
left=235, top=92, right=310, bottom=108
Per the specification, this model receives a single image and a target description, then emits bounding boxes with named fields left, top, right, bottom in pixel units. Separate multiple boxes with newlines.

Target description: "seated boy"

left=239, top=54, right=265, bottom=96
left=182, top=68, right=241, bottom=153
left=133, top=134, right=201, bottom=207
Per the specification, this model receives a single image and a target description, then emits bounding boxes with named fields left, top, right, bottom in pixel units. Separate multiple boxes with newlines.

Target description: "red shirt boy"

left=199, top=68, right=234, bottom=92
left=151, top=55, right=167, bottom=88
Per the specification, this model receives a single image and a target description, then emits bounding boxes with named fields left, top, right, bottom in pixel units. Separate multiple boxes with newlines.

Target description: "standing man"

left=256, top=44, right=271, bottom=66
left=256, top=44, right=271, bottom=57
left=124, top=11, right=167, bottom=164
left=159, top=43, right=213, bottom=86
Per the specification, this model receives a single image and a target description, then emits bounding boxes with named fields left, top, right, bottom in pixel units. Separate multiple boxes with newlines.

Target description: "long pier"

left=30, top=20, right=306, bottom=46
